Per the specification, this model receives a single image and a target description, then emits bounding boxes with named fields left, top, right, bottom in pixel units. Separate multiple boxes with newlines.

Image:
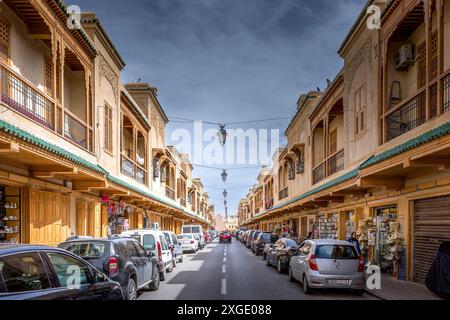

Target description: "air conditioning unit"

left=395, top=44, right=416, bottom=70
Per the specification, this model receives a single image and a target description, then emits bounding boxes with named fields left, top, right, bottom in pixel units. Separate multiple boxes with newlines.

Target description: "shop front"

left=0, top=185, right=22, bottom=244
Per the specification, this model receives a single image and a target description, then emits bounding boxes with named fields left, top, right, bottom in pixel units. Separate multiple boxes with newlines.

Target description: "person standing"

left=348, top=232, right=361, bottom=255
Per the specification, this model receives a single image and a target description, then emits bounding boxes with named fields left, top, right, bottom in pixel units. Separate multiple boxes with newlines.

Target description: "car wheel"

left=288, top=267, right=295, bottom=282
left=160, top=267, right=166, bottom=281
left=303, top=275, right=311, bottom=294
left=126, top=277, right=138, bottom=300
left=179, top=255, right=183, bottom=263
left=148, top=269, right=160, bottom=291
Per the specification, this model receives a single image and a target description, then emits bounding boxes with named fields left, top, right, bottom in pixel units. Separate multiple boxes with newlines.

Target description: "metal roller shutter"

left=413, top=195, right=450, bottom=284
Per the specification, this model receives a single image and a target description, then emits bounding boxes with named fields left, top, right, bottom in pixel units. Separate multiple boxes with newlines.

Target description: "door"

left=414, top=196, right=450, bottom=283
left=125, top=240, right=144, bottom=286
left=290, top=243, right=305, bottom=279
left=298, top=242, right=312, bottom=278
left=159, top=234, right=171, bottom=267
left=134, top=242, right=152, bottom=284
left=29, top=190, right=70, bottom=246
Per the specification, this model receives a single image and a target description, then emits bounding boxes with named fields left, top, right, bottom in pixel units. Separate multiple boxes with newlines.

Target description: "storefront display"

left=317, top=214, right=339, bottom=239
left=0, top=186, right=21, bottom=244
left=345, top=211, right=355, bottom=240
left=375, top=206, right=400, bottom=275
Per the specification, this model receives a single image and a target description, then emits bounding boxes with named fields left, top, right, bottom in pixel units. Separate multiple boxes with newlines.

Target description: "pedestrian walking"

left=348, top=232, right=361, bottom=255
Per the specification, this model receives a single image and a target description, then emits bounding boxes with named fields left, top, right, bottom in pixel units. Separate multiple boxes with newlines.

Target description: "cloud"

left=70, top=0, right=366, bottom=214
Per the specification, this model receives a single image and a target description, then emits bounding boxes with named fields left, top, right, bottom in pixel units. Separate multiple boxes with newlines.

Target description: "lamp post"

left=223, top=189, right=228, bottom=198
left=217, top=124, right=227, bottom=147
left=221, top=169, right=228, bottom=183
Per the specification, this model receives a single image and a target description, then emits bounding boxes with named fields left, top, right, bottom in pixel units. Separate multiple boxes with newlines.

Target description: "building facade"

left=239, top=0, right=450, bottom=285
left=0, top=0, right=213, bottom=247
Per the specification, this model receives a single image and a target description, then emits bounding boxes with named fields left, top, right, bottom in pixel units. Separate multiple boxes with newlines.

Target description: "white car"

left=182, top=225, right=205, bottom=249
left=177, top=234, right=199, bottom=253
left=121, top=229, right=174, bottom=281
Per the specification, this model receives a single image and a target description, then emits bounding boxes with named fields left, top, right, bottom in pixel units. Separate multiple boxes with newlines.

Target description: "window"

left=159, top=235, right=168, bottom=250
left=0, top=19, right=9, bottom=61
left=46, top=253, right=91, bottom=287
left=133, top=242, right=147, bottom=257
left=354, top=84, right=367, bottom=136
left=329, top=129, right=337, bottom=154
left=0, top=253, right=51, bottom=293
left=44, top=57, right=53, bottom=95
left=125, top=240, right=139, bottom=257
left=417, top=42, right=427, bottom=89
left=143, top=234, right=156, bottom=252
left=104, top=104, right=113, bottom=153
left=60, top=242, right=106, bottom=259
left=430, top=31, right=438, bottom=80
left=314, top=245, right=358, bottom=259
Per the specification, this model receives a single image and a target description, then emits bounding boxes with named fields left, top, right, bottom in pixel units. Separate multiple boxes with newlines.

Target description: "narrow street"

left=138, top=239, right=378, bottom=300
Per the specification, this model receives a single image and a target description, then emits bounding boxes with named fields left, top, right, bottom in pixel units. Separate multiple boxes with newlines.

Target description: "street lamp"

left=223, top=189, right=228, bottom=198
left=224, top=200, right=227, bottom=206
left=217, top=124, right=227, bottom=146
left=221, top=169, right=228, bottom=183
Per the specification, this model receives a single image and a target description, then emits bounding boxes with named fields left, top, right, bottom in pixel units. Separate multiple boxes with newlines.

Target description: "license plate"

left=328, top=279, right=350, bottom=285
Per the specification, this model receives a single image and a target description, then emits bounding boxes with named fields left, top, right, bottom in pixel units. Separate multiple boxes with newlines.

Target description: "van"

left=182, top=225, right=205, bottom=249
left=121, top=229, right=174, bottom=281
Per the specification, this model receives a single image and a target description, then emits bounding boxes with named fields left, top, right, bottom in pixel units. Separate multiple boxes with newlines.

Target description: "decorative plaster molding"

left=98, top=54, right=119, bottom=102
left=345, top=38, right=373, bottom=95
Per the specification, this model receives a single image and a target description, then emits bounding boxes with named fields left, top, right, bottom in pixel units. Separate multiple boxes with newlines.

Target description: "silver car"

left=288, top=239, right=365, bottom=294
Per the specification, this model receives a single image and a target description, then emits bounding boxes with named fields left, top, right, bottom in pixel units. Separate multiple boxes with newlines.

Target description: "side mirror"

left=95, top=272, right=107, bottom=283
left=178, top=241, right=182, bottom=245
left=148, top=251, right=156, bottom=258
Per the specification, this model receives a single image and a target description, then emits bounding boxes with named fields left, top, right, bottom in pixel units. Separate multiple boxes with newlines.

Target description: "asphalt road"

left=138, top=238, right=378, bottom=300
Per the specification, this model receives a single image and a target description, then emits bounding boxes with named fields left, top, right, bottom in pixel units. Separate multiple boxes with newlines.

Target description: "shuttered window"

left=45, top=57, right=53, bottom=95
left=104, top=104, right=113, bottom=153
left=354, top=84, right=367, bottom=136
left=417, top=42, right=427, bottom=89
left=430, top=31, right=438, bottom=80
left=0, top=19, right=10, bottom=61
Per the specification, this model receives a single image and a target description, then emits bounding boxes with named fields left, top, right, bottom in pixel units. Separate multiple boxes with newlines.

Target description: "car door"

left=269, top=240, right=281, bottom=265
left=171, top=233, right=181, bottom=258
left=125, top=240, right=144, bottom=287
left=291, top=243, right=305, bottom=279
left=142, top=234, right=156, bottom=256
left=298, top=242, right=312, bottom=279
left=0, top=251, right=61, bottom=300
left=133, top=242, right=152, bottom=285
left=45, top=250, right=119, bottom=300
left=159, top=234, right=171, bottom=268
left=276, top=240, right=286, bottom=262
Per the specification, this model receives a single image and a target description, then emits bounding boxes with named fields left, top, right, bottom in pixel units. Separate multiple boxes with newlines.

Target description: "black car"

left=0, top=244, right=124, bottom=300
left=266, top=238, right=298, bottom=273
left=254, top=232, right=278, bottom=256
left=59, top=236, right=159, bottom=300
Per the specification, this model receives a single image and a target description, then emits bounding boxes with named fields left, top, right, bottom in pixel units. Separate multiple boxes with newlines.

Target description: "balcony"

left=313, top=162, right=325, bottom=185
left=279, top=187, right=288, bottom=201
left=165, top=186, right=175, bottom=200
left=386, top=90, right=426, bottom=142
left=1, top=65, right=54, bottom=129
left=180, top=198, right=187, bottom=207
left=328, top=149, right=344, bottom=176
left=265, top=198, right=274, bottom=210
left=121, top=154, right=147, bottom=185
left=444, top=73, right=450, bottom=113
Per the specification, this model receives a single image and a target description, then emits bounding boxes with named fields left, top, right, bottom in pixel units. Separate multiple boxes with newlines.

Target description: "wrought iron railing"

left=165, top=186, right=175, bottom=200
left=386, top=90, right=426, bottom=142
left=313, top=162, right=325, bottom=185
left=328, top=149, right=344, bottom=176
left=1, top=66, right=54, bottom=129
left=278, top=187, right=288, bottom=201
left=136, top=166, right=146, bottom=184
left=64, top=112, right=87, bottom=149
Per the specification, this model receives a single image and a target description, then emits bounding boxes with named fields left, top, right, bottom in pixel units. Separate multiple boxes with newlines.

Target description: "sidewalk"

left=365, top=274, right=444, bottom=300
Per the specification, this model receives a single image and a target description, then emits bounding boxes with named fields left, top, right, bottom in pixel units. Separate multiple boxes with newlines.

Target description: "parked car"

left=219, top=231, right=232, bottom=243
left=250, top=231, right=262, bottom=252
left=120, top=229, right=173, bottom=281
left=0, top=244, right=124, bottom=300
left=163, top=230, right=183, bottom=264
left=288, top=239, right=365, bottom=294
left=178, top=234, right=199, bottom=253
left=266, top=237, right=298, bottom=273
left=245, top=230, right=256, bottom=248
left=254, top=232, right=278, bottom=256
left=204, top=232, right=211, bottom=244
left=59, top=236, right=160, bottom=299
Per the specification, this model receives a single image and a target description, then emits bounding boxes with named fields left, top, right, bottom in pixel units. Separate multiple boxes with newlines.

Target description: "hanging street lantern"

left=223, top=189, right=228, bottom=198
left=221, top=169, right=228, bottom=183
left=217, top=124, right=227, bottom=146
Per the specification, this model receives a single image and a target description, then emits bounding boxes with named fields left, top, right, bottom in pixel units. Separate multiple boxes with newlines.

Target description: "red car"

left=204, top=232, right=211, bottom=244
left=219, top=231, right=232, bottom=243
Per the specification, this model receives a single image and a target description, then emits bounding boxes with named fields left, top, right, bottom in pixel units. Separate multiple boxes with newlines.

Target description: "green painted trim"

left=0, top=119, right=106, bottom=175
left=359, top=120, right=450, bottom=170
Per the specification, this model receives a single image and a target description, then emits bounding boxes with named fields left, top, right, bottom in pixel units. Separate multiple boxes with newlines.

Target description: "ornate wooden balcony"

left=328, top=149, right=345, bottom=176
left=279, top=187, right=288, bottom=201
left=313, top=162, right=325, bottom=185
left=165, top=186, right=175, bottom=200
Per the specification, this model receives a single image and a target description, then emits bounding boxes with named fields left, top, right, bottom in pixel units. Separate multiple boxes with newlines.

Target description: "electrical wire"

left=192, top=164, right=264, bottom=171
left=168, top=116, right=292, bottom=126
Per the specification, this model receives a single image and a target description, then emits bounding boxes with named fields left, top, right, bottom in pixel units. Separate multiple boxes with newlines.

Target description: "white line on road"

left=221, top=278, right=227, bottom=295
left=223, top=257, right=226, bottom=263
left=222, top=265, right=226, bottom=273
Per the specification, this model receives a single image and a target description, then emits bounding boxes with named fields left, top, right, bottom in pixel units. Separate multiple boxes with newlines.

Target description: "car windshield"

left=60, top=242, right=106, bottom=259
left=315, top=245, right=358, bottom=259
left=192, top=227, right=201, bottom=233
left=221, top=232, right=230, bottom=236
left=178, top=234, right=193, bottom=239
left=260, top=233, right=271, bottom=241
left=285, top=239, right=297, bottom=247
left=253, top=232, right=261, bottom=239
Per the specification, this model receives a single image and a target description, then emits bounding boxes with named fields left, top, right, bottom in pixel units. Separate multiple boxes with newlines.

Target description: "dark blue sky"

left=70, top=0, right=366, bottom=216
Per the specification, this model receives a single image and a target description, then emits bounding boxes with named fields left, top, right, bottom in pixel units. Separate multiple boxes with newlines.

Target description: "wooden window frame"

left=104, top=103, right=113, bottom=154
left=354, top=83, right=367, bottom=138
left=0, top=18, right=10, bottom=62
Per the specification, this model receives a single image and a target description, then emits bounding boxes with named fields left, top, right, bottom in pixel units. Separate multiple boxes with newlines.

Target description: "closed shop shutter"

left=413, top=195, right=450, bottom=284
left=29, top=190, right=70, bottom=246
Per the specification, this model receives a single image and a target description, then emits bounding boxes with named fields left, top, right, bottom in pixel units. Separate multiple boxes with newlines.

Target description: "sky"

left=69, top=0, right=366, bottom=216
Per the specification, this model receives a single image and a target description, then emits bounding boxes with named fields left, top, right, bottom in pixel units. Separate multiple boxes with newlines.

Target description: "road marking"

left=222, top=265, right=226, bottom=273
left=221, top=278, right=227, bottom=295
left=224, top=252, right=227, bottom=257
left=223, top=257, right=226, bottom=263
